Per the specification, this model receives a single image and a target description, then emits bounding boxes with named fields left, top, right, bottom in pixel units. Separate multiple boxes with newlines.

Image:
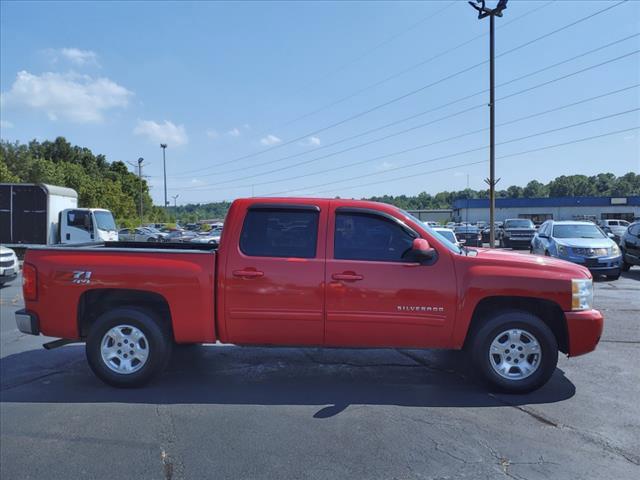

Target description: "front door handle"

left=233, top=269, right=264, bottom=279
left=332, top=273, right=364, bottom=282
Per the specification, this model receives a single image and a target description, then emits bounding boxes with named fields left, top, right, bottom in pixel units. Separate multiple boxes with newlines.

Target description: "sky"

left=1, top=0, right=639, bottom=206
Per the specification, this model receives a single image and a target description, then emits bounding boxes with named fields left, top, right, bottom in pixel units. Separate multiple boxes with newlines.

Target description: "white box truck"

left=0, top=183, right=118, bottom=250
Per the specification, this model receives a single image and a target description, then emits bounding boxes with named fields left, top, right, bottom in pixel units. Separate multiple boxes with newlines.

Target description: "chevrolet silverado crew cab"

left=16, top=198, right=603, bottom=393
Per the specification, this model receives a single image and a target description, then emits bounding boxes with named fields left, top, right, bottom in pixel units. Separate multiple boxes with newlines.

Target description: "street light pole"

left=469, top=0, right=507, bottom=248
left=160, top=143, right=168, bottom=212
left=128, top=157, right=146, bottom=224
left=171, top=194, right=179, bottom=222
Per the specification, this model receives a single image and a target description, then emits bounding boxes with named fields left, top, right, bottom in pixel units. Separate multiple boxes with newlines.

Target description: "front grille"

left=0, top=253, right=12, bottom=258
left=573, top=247, right=608, bottom=257
left=0, top=260, right=14, bottom=267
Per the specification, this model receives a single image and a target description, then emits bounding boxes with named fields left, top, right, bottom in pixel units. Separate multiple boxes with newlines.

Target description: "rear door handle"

left=233, top=270, right=264, bottom=278
left=332, top=273, right=364, bottom=282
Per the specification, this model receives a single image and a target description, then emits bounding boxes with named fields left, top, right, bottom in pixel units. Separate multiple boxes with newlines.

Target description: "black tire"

left=147, top=237, right=157, bottom=242
left=86, top=307, right=172, bottom=387
left=621, top=261, right=631, bottom=272
left=469, top=310, right=558, bottom=394
left=606, top=273, right=621, bottom=281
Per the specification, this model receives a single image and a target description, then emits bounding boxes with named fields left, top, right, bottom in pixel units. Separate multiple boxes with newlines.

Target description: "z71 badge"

left=72, top=271, right=92, bottom=285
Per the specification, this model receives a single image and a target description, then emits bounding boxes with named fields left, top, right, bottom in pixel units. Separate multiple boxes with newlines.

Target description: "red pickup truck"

left=16, top=198, right=603, bottom=392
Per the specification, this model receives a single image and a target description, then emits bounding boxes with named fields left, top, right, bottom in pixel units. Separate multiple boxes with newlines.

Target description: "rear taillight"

left=23, top=263, right=37, bottom=301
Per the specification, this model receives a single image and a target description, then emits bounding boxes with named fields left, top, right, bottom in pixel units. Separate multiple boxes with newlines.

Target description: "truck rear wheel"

left=470, top=310, right=558, bottom=394
left=86, top=307, right=172, bottom=387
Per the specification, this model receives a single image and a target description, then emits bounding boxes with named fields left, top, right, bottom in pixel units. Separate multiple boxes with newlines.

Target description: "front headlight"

left=610, top=244, right=620, bottom=256
left=557, top=245, right=567, bottom=256
left=572, top=278, right=593, bottom=311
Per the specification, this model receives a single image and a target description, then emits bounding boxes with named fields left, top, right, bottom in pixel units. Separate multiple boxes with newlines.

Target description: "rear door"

left=324, top=205, right=457, bottom=349
left=223, top=202, right=328, bottom=345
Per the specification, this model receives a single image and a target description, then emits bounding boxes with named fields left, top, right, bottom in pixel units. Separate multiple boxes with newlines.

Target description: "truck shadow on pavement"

left=0, top=345, right=575, bottom=417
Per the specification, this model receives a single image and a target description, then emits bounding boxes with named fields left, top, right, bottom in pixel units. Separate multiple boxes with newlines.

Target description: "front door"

left=324, top=205, right=457, bottom=349
left=224, top=202, right=328, bottom=346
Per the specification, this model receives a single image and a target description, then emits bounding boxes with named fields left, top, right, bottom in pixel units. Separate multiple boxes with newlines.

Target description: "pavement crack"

left=156, top=405, right=184, bottom=480
left=0, top=370, right=66, bottom=391
left=599, top=339, right=640, bottom=344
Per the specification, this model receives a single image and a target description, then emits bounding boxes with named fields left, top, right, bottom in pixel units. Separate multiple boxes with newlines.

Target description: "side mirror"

left=458, top=239, right=467, bottom=245
left=406, top=238, right=436, bottom=262
left=607, top=233, right=615, bottom=239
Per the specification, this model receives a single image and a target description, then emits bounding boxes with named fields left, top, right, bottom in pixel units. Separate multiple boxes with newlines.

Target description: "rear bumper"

left=15, top=309, right=40, bottom=335
left=565, top=309, right=603, bottom=357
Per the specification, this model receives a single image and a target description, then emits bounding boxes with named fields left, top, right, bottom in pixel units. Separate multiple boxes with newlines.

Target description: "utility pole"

left=160, top=143, right=168, bottom=212
left=469, top=0, right=507, bottom=248
left=171, top=194, right=179, bottom=222
left=128, top=157, right=146, bottom=225
left=466, top=173, right=470, bottom=226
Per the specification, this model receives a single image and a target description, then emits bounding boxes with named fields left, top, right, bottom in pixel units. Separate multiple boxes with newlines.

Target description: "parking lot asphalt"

left=1, top=255, right=639, bottom=480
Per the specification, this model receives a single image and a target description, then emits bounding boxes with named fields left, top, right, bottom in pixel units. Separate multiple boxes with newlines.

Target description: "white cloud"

left=0, top=120, right=13, bottom=129
left=376, top=161, right=395, bottom=171
left=206, top=129, right=219, bottom=139
left=227, top=128, right=241, bottom=137
left=190, top=178, right=205, bottom=186
left=0, top=70, right=132, bottom=123
left=46, top=48, right=100, bottom=67
left=301, top=136, right=321, bottom=147
left=260, top=134, right=282, bottom=146
left=134, top=119, right=188, bottom=146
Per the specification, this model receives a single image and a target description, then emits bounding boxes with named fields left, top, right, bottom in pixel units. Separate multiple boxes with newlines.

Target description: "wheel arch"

left=78, top=289, right=173, bottom=339
left=463, top=296, right=568, bottom=354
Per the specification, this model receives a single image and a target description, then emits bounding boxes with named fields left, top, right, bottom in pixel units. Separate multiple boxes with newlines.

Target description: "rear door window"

left=240, top=207, right=319, bottom=258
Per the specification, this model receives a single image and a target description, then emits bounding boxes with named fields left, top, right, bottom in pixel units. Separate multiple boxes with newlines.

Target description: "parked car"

left=499, top=219, right=536, bottom=249
left=432, top=227, right=463, bottom=247
left=620, top=221, right=640, bottom=271
left=141, top=226, right=169, bottom=240
left=16, top=197, right=603, bottom=393
left=531, top=220, right=622, bottom=280
left=190, top=227, right=223, bottom=245
left=481, top=222, right=503, bottom=244
left=453, top=225, right=482, bottom=247
left=0, top=245, right=19, bottom=285
left=598, top=219, right=630, bottom=239
left=118, top=228, right=163, bottom=242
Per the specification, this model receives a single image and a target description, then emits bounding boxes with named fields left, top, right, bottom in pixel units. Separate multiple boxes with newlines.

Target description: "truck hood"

left=472, top=248, right=591, bottom=279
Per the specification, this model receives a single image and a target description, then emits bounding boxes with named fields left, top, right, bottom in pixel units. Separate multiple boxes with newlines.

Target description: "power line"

left=273, top=0, right=545, bottom=131
left=286, top=1, right=457, bottom=104
left=174, top=35, right=639, bottom=186
left=260, top=109, right=639, bottom=196
left=177, top=47, right=639, bottom=191
left=174, top=0, right=626, bottom=177
left=297, top=126, right=640, bottom=197
left=173, top=31, right=638, bottom=182
left=229, top=85, right=639, bottom=191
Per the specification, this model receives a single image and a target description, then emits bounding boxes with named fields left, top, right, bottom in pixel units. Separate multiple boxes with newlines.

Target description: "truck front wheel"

left=86, top=307, right=172, bottom=387
left=470, top=310, right=558, bottom=394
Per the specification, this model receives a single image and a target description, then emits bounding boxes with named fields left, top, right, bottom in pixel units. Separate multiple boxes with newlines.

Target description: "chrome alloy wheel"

left=100, top=325, right=149, bottom=374
left=489, top=328, right=541, bottom=380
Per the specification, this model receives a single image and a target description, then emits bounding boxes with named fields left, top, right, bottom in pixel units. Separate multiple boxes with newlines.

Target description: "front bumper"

left=559, top=254, right=622, bottom=274
left=0, top=270, right=18, bottom=283
left=565, top=309, right=603, bottom=357
left=15, top=309, right=40, bottom=335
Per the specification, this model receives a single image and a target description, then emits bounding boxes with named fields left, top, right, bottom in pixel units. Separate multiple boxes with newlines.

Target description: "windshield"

left=553, top=224, right=606, bottom=239
left=505, top=219, right=534, bottom=229
left=400, top=209, right=462, bottom=254
left=436, top=230, right=456, bottom=243
left=94, top=211, right=116, bottom=231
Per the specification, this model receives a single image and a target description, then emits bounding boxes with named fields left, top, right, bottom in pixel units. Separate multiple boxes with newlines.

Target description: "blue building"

left=452, top=196, right=640, bottom=224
